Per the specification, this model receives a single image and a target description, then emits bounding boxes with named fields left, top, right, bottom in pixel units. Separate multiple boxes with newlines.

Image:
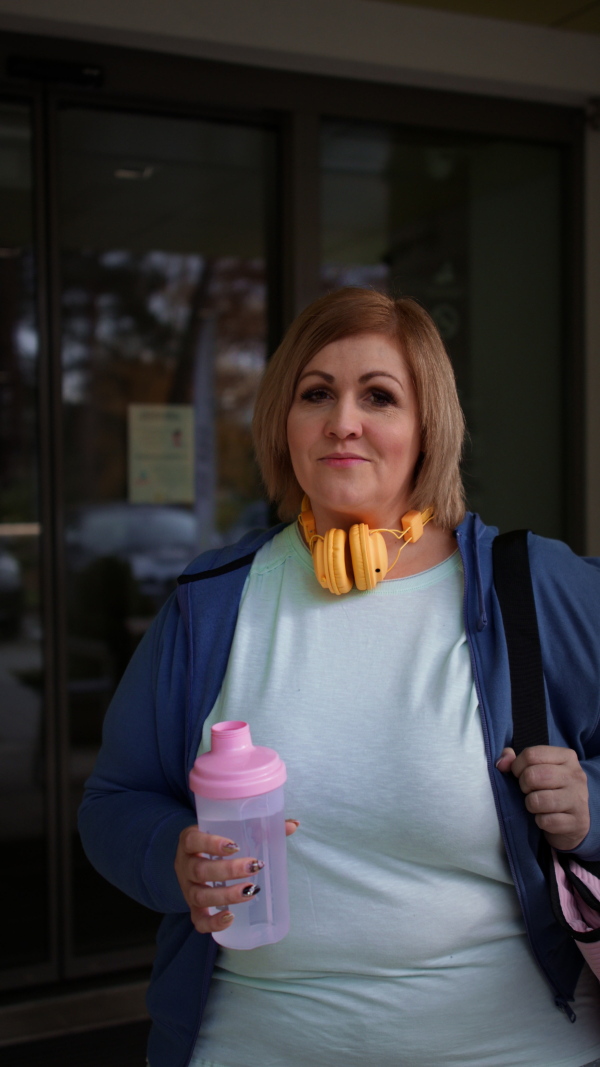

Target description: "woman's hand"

left=496, top=746, right=589, bottom=851
left=175, top=820, right=299, bottom=935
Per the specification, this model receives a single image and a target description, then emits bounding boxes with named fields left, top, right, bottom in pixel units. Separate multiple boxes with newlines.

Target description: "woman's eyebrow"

left=297, top=369, right=334, bottom=384
left=297, top=369, right=404, bottom=388
left=359, top=371, right=404, bottom=389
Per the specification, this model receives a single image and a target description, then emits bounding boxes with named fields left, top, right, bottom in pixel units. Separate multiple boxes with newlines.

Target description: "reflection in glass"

left=321, top=122, right=563, bottom=537
left=58, top=109, right=274, bottom=956
left=0, top=102, right=49, bottom=974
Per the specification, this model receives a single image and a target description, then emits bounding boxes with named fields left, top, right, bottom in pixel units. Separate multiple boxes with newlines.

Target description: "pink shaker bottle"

left=189, top=720, right=289, bottom=949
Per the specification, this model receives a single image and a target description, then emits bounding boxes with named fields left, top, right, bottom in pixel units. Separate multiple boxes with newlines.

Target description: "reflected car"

left=65, top=503, right=201, bottom=608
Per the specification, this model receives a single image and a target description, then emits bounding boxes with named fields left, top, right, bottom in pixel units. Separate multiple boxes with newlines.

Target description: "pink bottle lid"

left=189, top=720, right=287, bottom=799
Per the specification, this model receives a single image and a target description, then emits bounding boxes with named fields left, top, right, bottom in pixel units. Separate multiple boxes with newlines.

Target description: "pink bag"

left=550, top=850, right=600, bottom=977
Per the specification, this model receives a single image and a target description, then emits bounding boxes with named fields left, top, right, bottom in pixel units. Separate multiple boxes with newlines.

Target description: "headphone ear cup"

left=349, top=524, right=388, bottom=591
left=325, top=528, right=353, bottom=595
left=312, top=528, right=352, bottom=595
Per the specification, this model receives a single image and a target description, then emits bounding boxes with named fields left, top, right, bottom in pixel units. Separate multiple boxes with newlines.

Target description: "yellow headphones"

left=298, top=495, right=434, bottom=595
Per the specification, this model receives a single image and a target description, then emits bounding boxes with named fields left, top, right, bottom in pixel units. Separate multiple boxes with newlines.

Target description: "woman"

left=79, top=288, right=600, bottom=1067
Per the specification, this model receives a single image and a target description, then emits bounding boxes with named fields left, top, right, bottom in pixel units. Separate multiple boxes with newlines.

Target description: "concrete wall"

left=1, top=0, right=599, bottom=547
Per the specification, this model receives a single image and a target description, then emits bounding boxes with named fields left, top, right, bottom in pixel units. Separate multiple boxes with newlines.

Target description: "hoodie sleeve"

left=529, top=537, right=600, bottom=861
left=78, top=592, right=196, bottom=914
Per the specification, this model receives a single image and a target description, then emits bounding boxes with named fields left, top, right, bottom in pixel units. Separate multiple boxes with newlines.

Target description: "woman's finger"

left=191, top=879, right=261, bottom=911
left=495, top=748, right=516, bottom=773
left=190, top=905, right=235, bottom=935
left=507, top=745, right=578, bottom=781
left=533, top=811, right=578, bottom=835
left=190, top=854, right=264, bottom=885
left=525, top=787, right=572, bottom=815
left=514, top=762, right=574, bottom=796
left=181, top=825, right=240, bottom=858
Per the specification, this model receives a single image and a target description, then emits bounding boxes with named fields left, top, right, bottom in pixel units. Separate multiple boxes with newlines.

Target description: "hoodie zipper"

left=455, top=528, right=575, bottom=1021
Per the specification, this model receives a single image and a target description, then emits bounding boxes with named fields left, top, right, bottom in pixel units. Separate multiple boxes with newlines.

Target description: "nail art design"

left=246, top=860, right=265, bottom=874
left=221, top=840, right=240, bottom=852
left=242, top=884, right=261, bottom=897
left=220, top=911, right=234, bottom=923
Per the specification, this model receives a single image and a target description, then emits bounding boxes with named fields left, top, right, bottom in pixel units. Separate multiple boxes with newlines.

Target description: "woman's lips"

left=319, top=454, right=368, bottom=467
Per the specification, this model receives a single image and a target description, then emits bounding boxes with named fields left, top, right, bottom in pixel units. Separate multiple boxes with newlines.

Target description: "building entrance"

left=0, top=34, right=582, bottom=1006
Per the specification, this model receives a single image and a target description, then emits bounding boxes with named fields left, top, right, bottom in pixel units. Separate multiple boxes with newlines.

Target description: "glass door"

left=56, top=106, right=276, bottom=967
left=0, top=100, right=53, bottom=985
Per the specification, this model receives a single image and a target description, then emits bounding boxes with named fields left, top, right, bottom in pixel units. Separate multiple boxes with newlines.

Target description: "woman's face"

left=286, top=332, right=422, bottom=531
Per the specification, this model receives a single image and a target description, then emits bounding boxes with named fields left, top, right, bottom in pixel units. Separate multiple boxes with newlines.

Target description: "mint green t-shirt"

left=191, top=524, right=600, bottom=1067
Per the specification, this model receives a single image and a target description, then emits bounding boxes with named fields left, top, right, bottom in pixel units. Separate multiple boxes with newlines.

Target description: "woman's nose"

left=325, top=398, right=362, bottom=438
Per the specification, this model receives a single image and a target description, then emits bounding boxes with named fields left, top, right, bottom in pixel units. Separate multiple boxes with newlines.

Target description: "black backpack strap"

left=493, top=530, right=600, bottom=961
left=492, top=529, right=548, bottom=754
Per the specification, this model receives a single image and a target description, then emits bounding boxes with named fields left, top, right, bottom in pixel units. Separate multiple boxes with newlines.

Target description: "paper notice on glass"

left=128, top=404, right=195, bottom=504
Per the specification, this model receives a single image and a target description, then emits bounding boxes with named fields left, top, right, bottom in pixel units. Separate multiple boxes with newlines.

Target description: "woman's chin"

left=310, top=496, right=384, bottom=529
left=306, top=488, right=412, bottom=531
left=309, top=488, right=362, bottom=512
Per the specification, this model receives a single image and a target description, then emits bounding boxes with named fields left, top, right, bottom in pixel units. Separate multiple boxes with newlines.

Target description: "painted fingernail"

left=221, top=840, right=239, bottom=852
left=242, top=884, right=261, bottom=897
left=246, top=860, right=265, bottom=874
left=287, top=819, right=300, bottom=827
left=219, top=910, right=234, bottom=923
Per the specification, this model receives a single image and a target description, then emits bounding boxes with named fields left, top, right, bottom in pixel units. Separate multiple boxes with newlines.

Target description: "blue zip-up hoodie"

left=78, top=513, right=600, bottom=1067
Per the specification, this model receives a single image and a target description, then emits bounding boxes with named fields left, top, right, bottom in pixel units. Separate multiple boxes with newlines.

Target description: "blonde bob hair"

left=252, top=287, right=466, bottom=530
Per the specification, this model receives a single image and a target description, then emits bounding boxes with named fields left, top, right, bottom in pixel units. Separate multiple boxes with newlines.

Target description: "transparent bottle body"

left=194, top=784, right=289, bottom=949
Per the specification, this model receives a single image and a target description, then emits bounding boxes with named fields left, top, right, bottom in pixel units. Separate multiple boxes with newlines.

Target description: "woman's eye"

left=369, top=389, right=396, bottom=407
left=299, top=388, right=331, bottom=403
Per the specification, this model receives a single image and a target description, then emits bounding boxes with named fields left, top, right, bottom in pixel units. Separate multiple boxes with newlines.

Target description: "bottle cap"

left=189, top=720, right=286, bottom=799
